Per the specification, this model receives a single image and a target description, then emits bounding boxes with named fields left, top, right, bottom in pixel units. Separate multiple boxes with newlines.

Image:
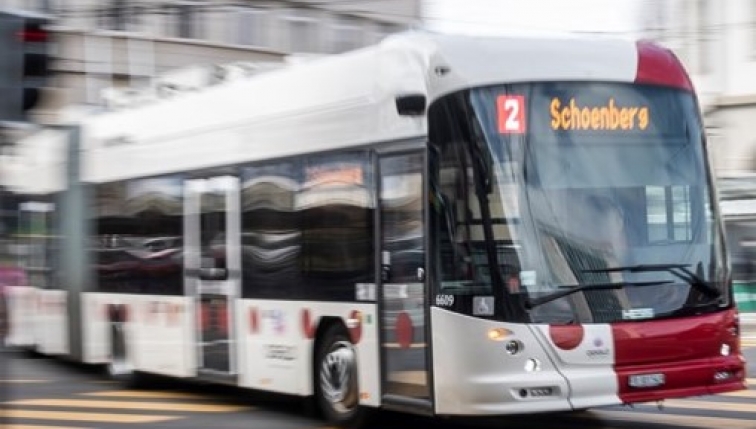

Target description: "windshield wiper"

left=582, top=263, right=721, bottom=299
left=525, top=280, right=674, bottom=309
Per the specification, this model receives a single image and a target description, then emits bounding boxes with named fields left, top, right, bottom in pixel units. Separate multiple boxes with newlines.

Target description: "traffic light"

left=0, top=10, right=52, bottom=124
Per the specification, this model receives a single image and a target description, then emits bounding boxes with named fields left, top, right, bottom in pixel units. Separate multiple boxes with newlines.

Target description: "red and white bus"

left=2, top=31, right=746, bottom=427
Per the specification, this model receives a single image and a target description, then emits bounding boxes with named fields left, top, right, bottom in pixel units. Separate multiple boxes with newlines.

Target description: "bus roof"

left=81, top=31, right=688, bottom=183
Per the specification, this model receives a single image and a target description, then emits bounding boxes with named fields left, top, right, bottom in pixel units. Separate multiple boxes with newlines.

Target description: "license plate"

left=629, top=373, right=665, bottom=388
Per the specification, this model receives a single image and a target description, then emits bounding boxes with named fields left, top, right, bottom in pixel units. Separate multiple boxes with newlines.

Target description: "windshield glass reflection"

left=429, top=82, right=729, bottom=324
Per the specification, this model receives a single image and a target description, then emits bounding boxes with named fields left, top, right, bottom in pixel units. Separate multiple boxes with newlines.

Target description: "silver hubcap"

left=320, top=340, right=357, bottom=413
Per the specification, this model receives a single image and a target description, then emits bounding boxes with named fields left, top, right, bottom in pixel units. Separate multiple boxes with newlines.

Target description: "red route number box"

left=497, top=95, right=526, bottom=134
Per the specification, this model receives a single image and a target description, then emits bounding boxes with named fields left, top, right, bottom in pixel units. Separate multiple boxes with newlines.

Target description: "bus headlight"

left=721, top=343, right=731, bottom=356
left=505, top=340, right=523, bottom=355
left=524, top=358, right=541, bottom=372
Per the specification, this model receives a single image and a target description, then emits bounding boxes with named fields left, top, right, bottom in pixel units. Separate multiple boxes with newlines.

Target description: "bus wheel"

left=315, top=325, right=365, bottom=428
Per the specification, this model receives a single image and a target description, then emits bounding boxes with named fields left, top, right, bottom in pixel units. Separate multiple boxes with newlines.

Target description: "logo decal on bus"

left=586, top=337, right=611, bottom=358
left=497, top=95, right=526, bottom=134
left=263, top=309, right=286, bottom=335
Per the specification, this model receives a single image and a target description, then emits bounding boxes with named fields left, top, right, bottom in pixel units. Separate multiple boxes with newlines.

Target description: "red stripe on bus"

left=249, top=307, right=259, bottom=334
left=635, top=40, right=693, bottom=92
left=301, top=308, right=315, bottom=339
left=613, top=308, right=746, bottom=403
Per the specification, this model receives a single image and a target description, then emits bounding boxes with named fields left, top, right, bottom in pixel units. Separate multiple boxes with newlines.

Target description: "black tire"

left=314, top=324, right=368, bottom=428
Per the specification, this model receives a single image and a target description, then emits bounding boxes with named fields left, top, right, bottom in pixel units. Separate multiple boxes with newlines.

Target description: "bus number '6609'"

left=435, top=295, right=455, bottom=307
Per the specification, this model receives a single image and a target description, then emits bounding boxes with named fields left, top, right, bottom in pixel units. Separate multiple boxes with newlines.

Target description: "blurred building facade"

left=0, top=0, right=421, bottom=122
left=644, top=1, right=756, bottom=303
left=644, top=0, right=756, bottom=178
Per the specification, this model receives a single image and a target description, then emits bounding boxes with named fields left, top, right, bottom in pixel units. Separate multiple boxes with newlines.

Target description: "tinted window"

left=241, top=152, right=375, bottom=301
left=93, top=177, right=184, bottom=295
left=301, top=152, right=375, bottom=300
left=241, top=161, right=302, bottom=298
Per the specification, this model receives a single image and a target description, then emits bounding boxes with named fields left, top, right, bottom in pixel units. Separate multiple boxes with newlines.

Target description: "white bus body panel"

left=237, top=300, right=380, bottom=406
left=82, top=293, right=196, bottom=377
left=131, top=295, right=196, bottom=377
left=530, top=324, right=620, bottom=410
left=431, top=307, right=572, bottom=415
left=432, top=308, right=623, bottom=415
left=395, top=32, right=639, bottom=101
left=81, top=293, right=110, bottom=364
left=5, top=286, right=37, bottom=347
left=34, top=289, right=69, bottom=355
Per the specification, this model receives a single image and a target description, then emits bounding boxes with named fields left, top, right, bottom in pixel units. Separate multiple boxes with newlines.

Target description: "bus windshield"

left=430, top=82, right=730, bottom=324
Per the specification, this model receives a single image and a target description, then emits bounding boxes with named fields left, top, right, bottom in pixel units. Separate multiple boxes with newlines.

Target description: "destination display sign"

left=493, top=83, right=690, bottom=139
left=549, top=98, right=650, bottom=132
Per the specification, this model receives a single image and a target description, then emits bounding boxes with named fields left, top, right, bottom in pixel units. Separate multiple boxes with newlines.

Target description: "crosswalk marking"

left=654, top=398, right=756, bottom=413
left=3, top=409, right=178, bottom=424
left=82, top=389, right=204, bottom=399
left=585, top=409, right=756, bottom=429
left=719, top=389, right=756, bottom=398
left=7, top=398, right=251, bottom=413
left=4, top=425, right=86, bottom=429
left=5, top=383, right=755, bottom=428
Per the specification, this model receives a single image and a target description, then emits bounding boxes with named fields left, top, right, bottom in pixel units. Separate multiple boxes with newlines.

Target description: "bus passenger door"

left=378, top=151, right=432, bottom=409
left=185, top=176, right=241, bottom=378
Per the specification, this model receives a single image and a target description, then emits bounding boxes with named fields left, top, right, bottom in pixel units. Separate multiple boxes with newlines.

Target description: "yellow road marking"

left=4, top=425, right=87, bottom=429
left=718, top=389, right=756, bottom=398
left=586, top=409, right=756, bottom=429
left=81, top=390, right=202, bottom=400
left=7, top=398, right=250, bottom=413
left=643, top=398, right=756, bottom=413
left=3, top=409, right=177, bottom=424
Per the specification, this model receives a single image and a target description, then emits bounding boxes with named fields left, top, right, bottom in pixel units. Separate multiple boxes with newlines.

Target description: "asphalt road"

left=1, top=343, right=755, bottom=429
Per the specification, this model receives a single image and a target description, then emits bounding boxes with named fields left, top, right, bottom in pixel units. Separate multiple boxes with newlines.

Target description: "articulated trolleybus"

left=4, top=31, right=745, bottom=426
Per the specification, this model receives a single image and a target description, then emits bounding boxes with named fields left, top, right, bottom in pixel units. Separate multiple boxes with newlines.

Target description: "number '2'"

left=497, top=95, right=526, bottom=134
